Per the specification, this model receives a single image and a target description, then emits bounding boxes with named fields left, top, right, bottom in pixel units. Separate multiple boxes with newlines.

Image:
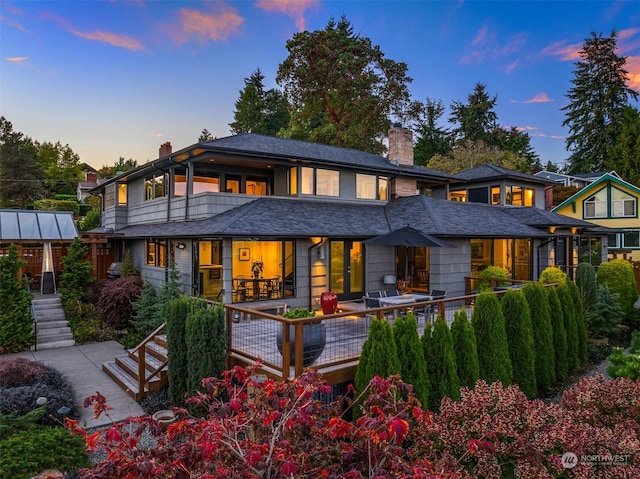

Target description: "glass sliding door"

left=330, top=240, right=364, bottom=300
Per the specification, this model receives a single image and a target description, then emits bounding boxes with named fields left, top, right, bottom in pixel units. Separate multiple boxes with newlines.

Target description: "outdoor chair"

left=363, top=295, right=394, bottom=321
left=366, top=290, right=382, bottom=298
left=381, top=289, right=400, bottom=297
left=424, top=290, right=447, bottom=323
left=417, top=269, right=429, bottom=290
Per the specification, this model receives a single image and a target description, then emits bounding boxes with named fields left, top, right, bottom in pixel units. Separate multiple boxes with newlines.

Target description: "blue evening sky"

left=1, top=0, right=639, bottom=170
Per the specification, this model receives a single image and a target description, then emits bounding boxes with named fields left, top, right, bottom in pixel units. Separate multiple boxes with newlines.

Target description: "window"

left=300, top=167, right=340, bottom=196
left=289, top=167, right=297, bottom=195
left=449, top=190, right=466, bottom=202
left=174, top=173, right=186, bottom=196
left=246, top=178, right=268, bottom=195
left=356, top=174, right=388, bottom=200
left=145, top=173, right=168, bottom=201
left=607, top=234, right=620, bottom=249
left=623, top=231, right=640, bottom=248
left=491, top=186, right=501, bottom=205
left=584, top=188, right=607, bottom=218
left=225, top=177, right=240, bottom=193
left=611, top=189, right=636, bottom=217
left=117, top=183, right=127, bottom=205
left=193, top=175, right=219, bottom=194
left=506, top=186, right=535, bottom=206
left=146, top=240, right=167, bottom=267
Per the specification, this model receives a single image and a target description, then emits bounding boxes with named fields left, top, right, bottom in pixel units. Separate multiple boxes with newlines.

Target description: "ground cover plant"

left=71, top=363, right=640, bottom=478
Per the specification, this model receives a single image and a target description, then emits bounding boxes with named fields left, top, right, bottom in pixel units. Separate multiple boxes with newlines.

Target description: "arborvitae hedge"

left=501, top=290, right=537, bottom=399
left=355, top=318, right=401, bottom=413
left=0, top=245, right=34, bottom=353
left=575, top=262, right=597, bottom=312
left=568, top=280, right=589, bottom=364
left=450, top=308, right=479, bottom=389
left=471, top=293, right=513, bottom=386
left=557, top=284, right=580, bottom=374
left=547, top=288, right=568, bottom=382
left=424, top=316, right=460, bottom=411
left=393, top=313, right=429, bottom=408
left=167, top=296, right=206, bottom=406
left=522, top=283, right=556, bottom=391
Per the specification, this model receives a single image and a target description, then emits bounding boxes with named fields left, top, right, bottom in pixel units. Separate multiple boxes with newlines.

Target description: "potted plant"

left=276, top=308, right=326, bottom=367
left=251, top=261, right=264, bottom=279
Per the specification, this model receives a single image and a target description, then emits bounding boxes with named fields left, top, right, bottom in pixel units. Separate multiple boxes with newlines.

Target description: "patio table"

left=378, top=294, right=433, bottom=318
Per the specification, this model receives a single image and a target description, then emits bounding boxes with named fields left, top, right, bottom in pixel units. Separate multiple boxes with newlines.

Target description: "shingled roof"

left=454, top=163, right=553, bottom=185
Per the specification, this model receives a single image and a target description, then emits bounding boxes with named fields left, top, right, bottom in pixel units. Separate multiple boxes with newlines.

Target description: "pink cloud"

left=169, top=4, right=244, bottom=44
left=541, top=40, right=582, bottom=61
left=472, top=25, right=488, bottom=46
left=6, top=56, right=28, bottom=63
left=73, top=30, right=144, bottom=51
left=506, top=59, right=518, bottom=73
left=0, top=15, right=34, bottom=35
left=626, top=55, right=640, bottom=90
left=524, top=93, right=553, bottom=104
left=256, top=0, right=318, bottom=32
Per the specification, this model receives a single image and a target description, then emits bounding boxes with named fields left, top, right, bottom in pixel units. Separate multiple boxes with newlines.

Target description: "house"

left=534, top=169, right=603, bottom=188
left=552, top=172, right=640, bottom=264
left=77, top=164, right=101, bottom=203
left=88, top=127, right=605, bottom=309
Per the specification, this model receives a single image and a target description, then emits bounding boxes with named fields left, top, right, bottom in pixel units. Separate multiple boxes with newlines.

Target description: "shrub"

left=131, top=280, right=160, bottom=337
left=522, top=283, right=556, bottom=391
left=424, top=316, right=460, bottom=411
left=568, top=280, right=589, bottom=364
left=355, top=318, right=401, bottom=413
left=166, top=296, right=205, bottom=407
left=477, top=265, right=509, bottom=292
left=501, top=290, right=537, bottom=399
left=538, top=265, right=568, bottom=285
left=96, top=275, right=143, bottom=329
left=119, top=331, right=144, bottom=349
left=606, top=347, right=640, bottom=380
left=119, top=250, right=138, bottom=277
left=471, top=293, right=513, bottom=386
left=576, top=262, right=597, bottom=311
left=78, top=208, right=100, bottom=231
left=586, top=284, right=624, bottom=339
left=393, top=312, right=429, bottom=407
left=558, top=283, right=580, bottom=374
left=450, top=308, right=479, bottom=389
left=0, top=244, right=34, bottom=353
left=64, top=300, right=117, bottom=344
left=185, top=304, right=227, bottom=398
left=0, top=357, right=48, bottom=388
left=547, top=287, right=568, bottom=382
left=588, top=342, right=613, bottom=364
left=60, top=238, right=93, bottom=304
left=139, top=387, right=171, bottom=415
left=33, top=199, right=79, bottom=215
left=0, top=426, right=89, bottom=478
left=597, top=259, right=638, bottom=322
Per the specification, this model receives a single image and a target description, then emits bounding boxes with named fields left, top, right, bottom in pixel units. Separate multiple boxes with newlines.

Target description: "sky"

left=1, top=0, right=639, bottom=171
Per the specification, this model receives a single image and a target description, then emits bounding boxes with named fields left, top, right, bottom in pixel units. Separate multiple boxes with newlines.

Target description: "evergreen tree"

left=547, top=288, right=568, bottom=382
left=393, top=313, right=429, bottom=407
left=198, top=129, right=215, bottom=142
left=597, top=258, right=639, bottom=321
left=60, top=238, right=94, bottom=304
left=354, top=318, right=401, bottom=416
left=131, top=280, right=159, bottom=337
left=277, top=16, right=411, bottom=155
left=568, top=280, right=589, bottom=364
left=185, top=304, right=227, bottom=397
left=558, top=284, right=580, bottom=374
left=412, top=98, right=452, bottom=166
left=561, top=31, right=639, bottom=174
left=166, top=296, right=205, bottom=407
left=576, top=262, right=597, bottom=312
left=501, top=290, right=537, bottom=399
left=0, top=244, right=34, bottom=352
left=522, top=283, right=556, bottom=390
left=449, top=83, right=498, bottom=144
left=605, top=105, right=640, bottom=187
left=450, top=308, right=479, bottom=389
left=471, top=293, right=513, bottom=386
left=230, top=69, right=290, bottom=136
left=0, top=116, right=42, bottom=208
left=424, top=316, right=460, bottom=411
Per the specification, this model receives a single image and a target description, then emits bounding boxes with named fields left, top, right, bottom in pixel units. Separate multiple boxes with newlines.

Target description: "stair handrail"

left=31, top=301, right=38, bottom=352
left=132, top=323, right=166, bottom=396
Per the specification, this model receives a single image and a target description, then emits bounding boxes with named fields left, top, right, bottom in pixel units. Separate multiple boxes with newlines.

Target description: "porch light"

left=549, top=226, right=556, bottom=234
left=176, top=242, right=186, bottom=250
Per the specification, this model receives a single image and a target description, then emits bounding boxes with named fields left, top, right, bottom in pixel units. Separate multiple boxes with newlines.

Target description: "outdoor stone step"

left=36, top=320, right=69, bottom=330
left=37, top=330, right=73, bottom=341
left=32, top=339, right=75, bottom=350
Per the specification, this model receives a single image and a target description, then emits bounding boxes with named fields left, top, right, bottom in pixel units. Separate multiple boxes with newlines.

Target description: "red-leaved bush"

left=70, top=366, right=640, bottom=478
left=95, top=276, right=143, bottom=329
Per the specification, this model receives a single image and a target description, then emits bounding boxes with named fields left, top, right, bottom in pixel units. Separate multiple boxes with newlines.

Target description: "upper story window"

left=246, top=178, right=268, bottom=195
left=301, top=167, right=339, bottom=197
left=506, top=186, right=535, bottom=206
left=611, top=188, right=636, bottom=217
left=145, top=173, right=167, bottom=201
left=193, top=175, right=220, bottom=194
left=117, top=183, right=127, bottom=205
left=584, top=188, right=607, bottom=218
left=491, top=186, right=501, bottom=205
left=449, top=190, right=466, bottom=202
left=356, top=174, right=388, bottom=200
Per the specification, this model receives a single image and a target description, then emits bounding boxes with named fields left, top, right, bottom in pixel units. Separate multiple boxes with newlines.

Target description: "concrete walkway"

left=4, top=342, right=145, bottom=429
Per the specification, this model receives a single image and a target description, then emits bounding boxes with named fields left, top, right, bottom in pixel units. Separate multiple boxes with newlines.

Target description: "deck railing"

left=132, top=323, right=167, bottom=395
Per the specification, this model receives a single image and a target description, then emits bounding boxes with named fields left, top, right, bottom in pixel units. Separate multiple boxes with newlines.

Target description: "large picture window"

left=356, top=174, right=388, bottom=200
left=146, top=240, right=167, bottom=267
left=300, top=167, right=340, bottom=197
left=506, top=186, right=535, bottom=206
left=584, top=188, right=607, bottom=218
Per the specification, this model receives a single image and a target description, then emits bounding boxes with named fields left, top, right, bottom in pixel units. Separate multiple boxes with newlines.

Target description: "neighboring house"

left=88, top=127, right=604, bottom=309
left=552, top=172, right=640, bottom=264
left=534, top=169, right=604, bottom=188
left=77, top=166, right=101, bottom=203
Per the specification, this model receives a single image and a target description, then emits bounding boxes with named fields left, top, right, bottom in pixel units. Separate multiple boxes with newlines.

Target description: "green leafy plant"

left=597, top=259, right=638, bottom=322
left=568, top=280, right=589, bottom=364
left=606, top=347, right=640, bottom=380
left=424, top=315, right=460, bottom=411
left=282, top=307, right=315, bottom=318
left=547, top=287, right=568, bottom=382
left=538, top=265, right=568, bottom=285
left=477, top=265, right=509, bottom=292
left=450, top=308, right=479, bottom=389
left=522, top=282, right=556, bottom=391
left=65, top=300, right=117, bottom=344
left=60, top=237, right=94, bottom=304
left=576, top=262, right=597, bottom=311
left=586, top=284, right=624, bottom=339
left=393, top=312, right=429, bottom=407
left=557, top=283, right=580, bottom=375
left=0, top=244, right=34, bottom=353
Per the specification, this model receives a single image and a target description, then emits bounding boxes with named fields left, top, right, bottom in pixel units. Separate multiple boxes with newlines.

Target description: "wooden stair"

left=102, top=330, right=168, bottom=401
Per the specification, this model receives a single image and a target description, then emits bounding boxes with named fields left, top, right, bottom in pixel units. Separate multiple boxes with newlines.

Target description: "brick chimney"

left=86, top=171, right=97, bottom=183
left=387, top=124, right=413, bottom=166
left=159, top=142, right=172, bottom=158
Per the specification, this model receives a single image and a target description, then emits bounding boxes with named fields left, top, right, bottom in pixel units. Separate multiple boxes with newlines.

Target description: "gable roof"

left=454, top=163, right=553, bottom=186
left=552, top=172, right=640, bottom=213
